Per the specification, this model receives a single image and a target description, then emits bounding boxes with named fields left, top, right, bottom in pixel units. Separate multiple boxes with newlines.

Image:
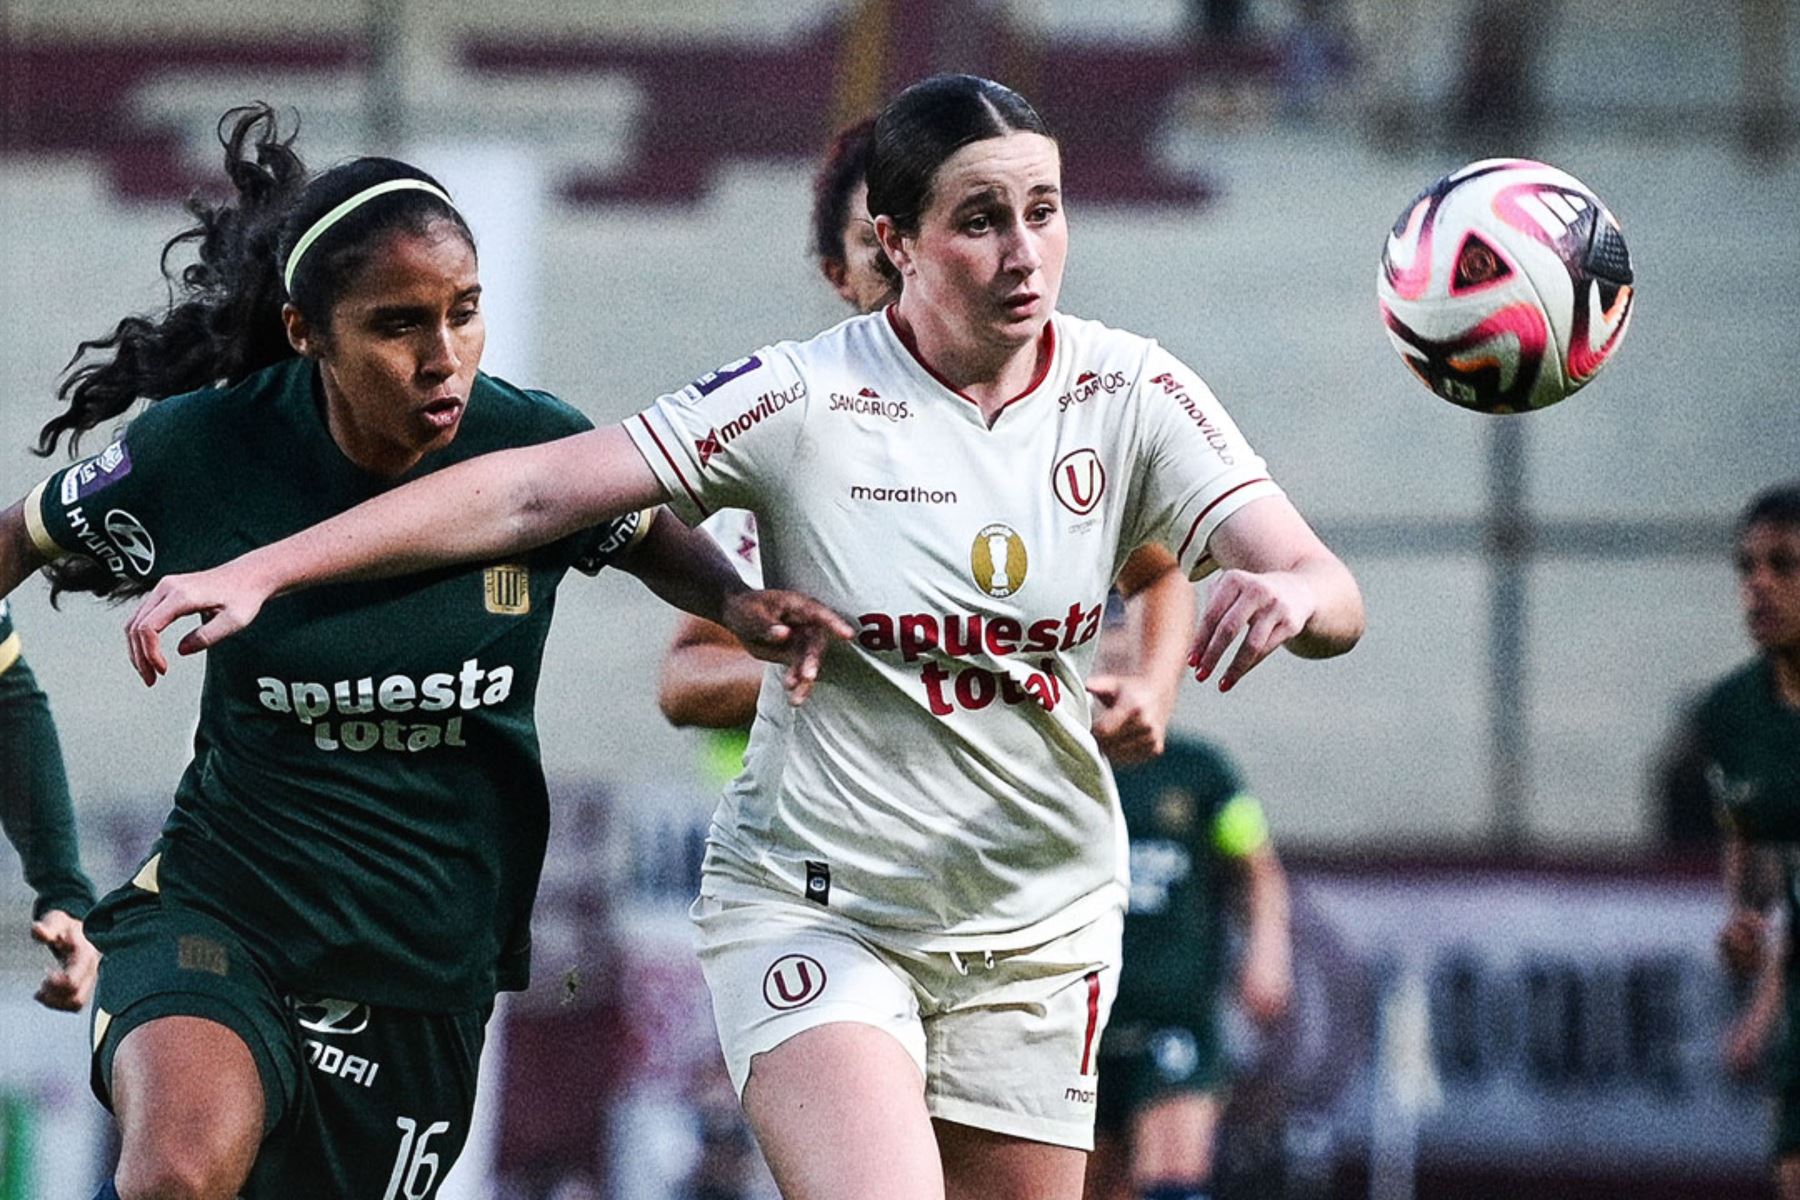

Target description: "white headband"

left=282, top=178, right=457, bottom=294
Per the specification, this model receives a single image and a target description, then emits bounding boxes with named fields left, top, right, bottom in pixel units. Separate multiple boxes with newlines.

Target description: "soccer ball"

left=1377, top=158, right=1634, bottom=414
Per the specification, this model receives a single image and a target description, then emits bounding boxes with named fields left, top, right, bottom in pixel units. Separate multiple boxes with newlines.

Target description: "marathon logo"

left=849, top=485, right=956, bottom=505
left=1149, top=373, right=1236, bottom=465
left=695, top=381, right=807, bottom=468
left=1056, top=370, right=1128, bottom=412
left=256, top=658, right=515, bottom=753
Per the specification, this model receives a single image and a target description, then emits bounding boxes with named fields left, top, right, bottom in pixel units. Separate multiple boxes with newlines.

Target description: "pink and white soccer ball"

left=1377, top=158, right=1634, bottom=414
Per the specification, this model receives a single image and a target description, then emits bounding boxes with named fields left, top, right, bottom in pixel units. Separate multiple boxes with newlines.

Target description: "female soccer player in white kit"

left=125, top=74, right=1364, bottom=1200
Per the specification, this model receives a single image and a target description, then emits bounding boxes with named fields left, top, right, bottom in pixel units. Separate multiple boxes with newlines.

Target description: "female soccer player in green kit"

left=0, top=105, right=845, bottom=1200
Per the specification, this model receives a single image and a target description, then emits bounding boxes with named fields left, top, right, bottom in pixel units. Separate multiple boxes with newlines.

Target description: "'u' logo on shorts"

left=762, top=954, right=828, bottom=1009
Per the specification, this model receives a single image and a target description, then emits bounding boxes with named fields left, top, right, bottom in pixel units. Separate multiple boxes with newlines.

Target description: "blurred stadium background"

left=0, top=0, right=1796, bottom=1196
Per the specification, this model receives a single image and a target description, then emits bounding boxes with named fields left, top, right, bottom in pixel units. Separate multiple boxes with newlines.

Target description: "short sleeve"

left=26, top=409, right=185, bottom=589
left=570, top=507, right=657, bottom=576
left=0, top=600, right=17, bottom=676
left=508, top=382, right=656, bottom=578
left=1129, top=343, right=1285, bottom=580
left=699, top=510, right=763, bottom=588
left=625, top=349, right=807, bottom=525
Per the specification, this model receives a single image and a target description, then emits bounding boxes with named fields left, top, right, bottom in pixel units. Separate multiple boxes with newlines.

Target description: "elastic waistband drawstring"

left=946, top=949, right=997, bottom=976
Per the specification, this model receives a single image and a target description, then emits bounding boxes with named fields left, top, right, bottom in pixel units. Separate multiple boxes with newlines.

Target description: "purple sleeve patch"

left=57, top=440, right=133, bottom=506
left=688, top=355, right=763, bottom=398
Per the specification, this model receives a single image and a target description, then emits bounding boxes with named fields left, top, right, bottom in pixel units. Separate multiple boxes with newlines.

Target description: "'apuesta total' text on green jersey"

left=26, top=358, right=646, bottom=1009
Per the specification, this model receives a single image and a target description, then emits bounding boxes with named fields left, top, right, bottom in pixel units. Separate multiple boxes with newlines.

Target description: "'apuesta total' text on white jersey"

left=628, top=309, right=1282, bottom=948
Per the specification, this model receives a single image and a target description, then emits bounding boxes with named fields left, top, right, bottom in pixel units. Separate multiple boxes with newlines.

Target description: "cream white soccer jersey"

left=699, top=509, right=763, bottom=588
left=628, top=309, right=1282, bottom=948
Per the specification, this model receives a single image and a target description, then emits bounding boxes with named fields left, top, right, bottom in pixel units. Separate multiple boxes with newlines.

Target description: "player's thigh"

left=924, top=908, right=1121, bottom=1155
left=111, top=1015, right=264, bottom=1200
left=1083, top=1128, right=1129, bottom=1200
left=245, top=999, right=490, bottom=1200
left=936, top=1118, right=1087, bottom=1200
left=90, top=894, right=300, bottom=1200
left=1129, top=1091, right=1223, bottom=1186
left=696, top=894, right=943, bottom=1199
left=693, top=892, right=928, bottom=1095
left=744, top=1021, right=943, bottom=1200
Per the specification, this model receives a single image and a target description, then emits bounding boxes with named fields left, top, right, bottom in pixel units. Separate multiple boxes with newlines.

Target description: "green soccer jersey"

left=0, top=599, right=96, bottom=920
left=24, top=358, right=646, bottom=1010
left=1693, top=658, right=1800, bottom=1085
left=1699, top=658, right=1800, bottom=844
left=1112, top=735, right=1262, bottom=1023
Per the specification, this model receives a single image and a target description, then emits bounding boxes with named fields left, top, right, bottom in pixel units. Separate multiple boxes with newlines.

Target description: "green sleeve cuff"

left=1212, top=793, right=1270, bottom=858
left=32, top=885, right=95, bottom=922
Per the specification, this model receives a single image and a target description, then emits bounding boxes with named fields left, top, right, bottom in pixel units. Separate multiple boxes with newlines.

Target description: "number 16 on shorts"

left=383, top=1116, right=451, bottom=1200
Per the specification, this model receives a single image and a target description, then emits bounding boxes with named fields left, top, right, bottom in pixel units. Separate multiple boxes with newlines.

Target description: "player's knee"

left=116, top=1150, right=242, bottom=1200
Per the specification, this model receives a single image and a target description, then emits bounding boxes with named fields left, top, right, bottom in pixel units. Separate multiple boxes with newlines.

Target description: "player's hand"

left=1189, top=569, right=1318, bottom=692
left=31, top=909, right=99, bottom=1013
left=1240, top=954, right=1294, bottom=1026
left=1087, top=674, right=1176, bottom=765
left=720, top=589, right=853, bottom=706
left=1718, top=907, right=1768, bottom=978
left=125, top=564, right=272, bottom=686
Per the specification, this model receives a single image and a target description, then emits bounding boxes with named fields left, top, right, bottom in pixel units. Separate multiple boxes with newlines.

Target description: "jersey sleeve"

left=24, top=405, right=189, bottom=589
left=512, top=385, right=657, bottom=577
left=1128, top=343, right=1286, bottom=580
left=625, top=348, right=807, bottom=525
left=698, top=510, right=764, bottom=588
left=570, top=507, right=657, bottom=576
left=0, top=647, right=97, bottom=920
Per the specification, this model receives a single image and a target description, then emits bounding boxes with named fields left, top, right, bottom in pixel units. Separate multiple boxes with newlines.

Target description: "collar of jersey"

left=883, top=305, right=1057, bottom=426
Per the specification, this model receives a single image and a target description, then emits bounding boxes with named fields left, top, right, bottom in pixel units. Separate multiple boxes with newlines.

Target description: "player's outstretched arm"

left=659, top=617, right=764, bottom=729
left=620, top=511, right=851, bottom=707
left=126, top=425, right=662, bottom=676
left=0, top=500, right=49, bottom=603
left=1192, top=495, right=1364, bottom=692
left=1236, top=841, right=1293, bottom=1026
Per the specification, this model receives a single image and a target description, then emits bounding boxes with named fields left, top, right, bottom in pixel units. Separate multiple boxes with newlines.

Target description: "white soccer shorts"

left=693, top=889, right=1122, bottom=1150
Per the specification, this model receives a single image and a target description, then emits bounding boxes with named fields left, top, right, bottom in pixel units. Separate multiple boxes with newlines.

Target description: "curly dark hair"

left=37, top=103, right=472, bottom=598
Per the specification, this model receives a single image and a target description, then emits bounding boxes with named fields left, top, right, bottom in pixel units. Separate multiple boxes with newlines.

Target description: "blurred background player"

left=1084, top=598, right=1292, bottom=1200
left=654, top=119, right=891, bottom=748
left=0, top=597, right=98, bottom=1012
left=1703, top=483, right=1800, bottom=1199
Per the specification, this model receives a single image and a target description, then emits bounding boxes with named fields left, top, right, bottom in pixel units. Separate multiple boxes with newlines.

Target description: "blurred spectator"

left=1276, top=0, right=1356, bottom=124
left=1652, top=691, right=1721, bottom=848
left=1453, top=0, right=1553, bottom=147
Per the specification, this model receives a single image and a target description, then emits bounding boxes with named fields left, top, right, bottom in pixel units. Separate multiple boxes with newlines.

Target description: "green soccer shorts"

left=89, top=887, right=490, bottom=1199
left=1094, top=1012, right=1228, bottom=1135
